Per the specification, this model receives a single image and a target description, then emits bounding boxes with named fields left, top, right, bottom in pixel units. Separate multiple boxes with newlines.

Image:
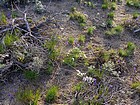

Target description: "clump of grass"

left=126, top=0, right=140, bottom=8
left=44, top=36, right=59, bottom=60
left=110, top=2, right=117, bottom=10
left=105, top=25, right=123, bottom=37
left=24, top=70, right=38, bottom=80
left=0, top=44, right=5, bottom=53
left=0, top=12, right=7, bottom=25
left=106, top=19, right=114, bottom=28
left=87, top=26, right=96, bottom=35
left=131, top=82, right=140, bottom=90
left=133, top=12, right=139, bottom=19
left=4, top=31, right=19, bottom=47
left=63, top=47, right=86, bottom=66
left=16, top=89, right=40, bottom=105
left=46, top=61, right=54, bottom=75
left=46, top=86, right=58, bottom=103
left=68, top=36, right=75, bottom=45
left=108, top=12, right=115, bottom=19
left=119, top=42, right=136, bottom=57
left=71, top=7, right=76, bottom=12
left=102, top=4, right=108, bottom=9
left=78, top=35, right=85, bottom=43
left=70, top=11, right=87, bottom=24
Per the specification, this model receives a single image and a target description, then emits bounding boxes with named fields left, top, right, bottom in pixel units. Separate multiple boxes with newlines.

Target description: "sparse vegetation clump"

left=126, top=0, right=140, bottom=8
left=70, top=10, right=87, bottom=25
left=119, top=42, right=136, bottom=57
left=46, top=86, right=58, bottom=103
left=16, top=89, right=41, bottom=105
left=105, top=25, right=124, bottom=37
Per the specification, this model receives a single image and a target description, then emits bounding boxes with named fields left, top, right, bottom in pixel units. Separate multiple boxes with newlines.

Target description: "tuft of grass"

left=78, top=35, right=85, bottom=43
left=108, top=12, right=115, bottom=19
left=16, top=89, right=40, bottom=105
left=131, top=82, right=140, bottom=90
left=105, top=25, right=123, bottom=37
left=24, top=70, right=38, bottom=80
left=70, top=11, right=87, bottom=24
left=68, top=36, right=75, bottom=45
left=119, top=42, right=136, bottom=57
left=0, top=12, right=7, bottom=25
left=133, top=12, right=139, bottom=19
left=110, top=2, right=117, bottom=10
left=106, top=19, right=114, bottom=28
left=4, top=31, right=19, bottom=47
left=102, top=4, right=108, bottom=9
left=87, top=26, right=96, bottom=35
left=126, top=0, right=140, bottom=8
left=46, top=86, right=58, bottom=103
left=0, top=44, right=5, bottom=53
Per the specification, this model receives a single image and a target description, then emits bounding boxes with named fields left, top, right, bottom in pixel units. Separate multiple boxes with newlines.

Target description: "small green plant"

left=24, top=70, right=38, bottom=80
left=0, top=12, right=7, bottom=25
left=126, top=0, right=140, bottom=8
left=63, top=47, right=85, bottom=66
left=46, top=61, right=54, bottom=75
left=108, top=12, right=115, bottom=19
left=106, top=19, right=113, bottom=27
left=87, top=26, right=96, bottom=35
left=4, top=32, right=19, bottom=47
left=87, top=66, right=104, bottom=80
left=133, top=12, right=139, bottom=19
left=119, top=42, right=136, bottom=57
left=78, top=35, right=85, bottom=43
left=44, top=36, right=59, bottom=60
left=71, top=7, right=76, bottom=12
left=68, top=36, right=75, bottom=45
left=102, top=4, right=108, bottom=9
left=131, top=82, right=140, bottom=90
left=16, top=89, right=40, bottom=105
left=70, top=11, right=87, bottom=24
left=110, top=2, right=117, bottom=10
left=0, top=44, right=5, bottom=53
left=105, top=25, right=123, bottom=37
left=46, top=86, right=58, bottom=103
left=73, top=82, right=84, bottom=92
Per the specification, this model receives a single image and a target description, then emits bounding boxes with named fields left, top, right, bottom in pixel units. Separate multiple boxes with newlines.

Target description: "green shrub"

left=126, top=0, right=140, bottom=8
left=68, top=36, right=75, bottom=45
left=87, top=66, right=104, bottom=80
left=133, top=12, right=139, bottom=19
left=16, top=89, right=40, bottom=105
left=0, top=44, right=5, bottom=53
left=4, top=32, right=19, bottom=47
left=63, top=47, right=85, bottom=66
left=0, top=12, right=7, bottom=25
left=46, top=86, right=58, bottom=103
left=108, top=12, right=115, bottom=19
left=106, top=19, right=113, bottom=28
left=102, top=4, right=108, bottom=9
left=87, top=26, right=96, bottom=35
left=70, top=11, right=87, bottom=24
left=110, top=2, right=117, bottom=10
left=105, top=25, right=123, bottom=37
left=78, top=35, right=85, bottom=43
left=119, top=42, right=136, bottom=57
left=131, top=82, right=140, bottom=89
left=24, top=70, right=38, bottom=80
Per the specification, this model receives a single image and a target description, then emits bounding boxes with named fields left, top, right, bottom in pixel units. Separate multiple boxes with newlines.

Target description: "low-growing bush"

left=16, top=89, right=40, bottom=105
left=24, top=70, right=38, bottom=80
left=105, top=25, right=123, bottom=37
left=87, top=26, right=96, bottom=35
left=46, top=86, right=58, bottom=103
left=70, top=11, right=87, bottom=24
